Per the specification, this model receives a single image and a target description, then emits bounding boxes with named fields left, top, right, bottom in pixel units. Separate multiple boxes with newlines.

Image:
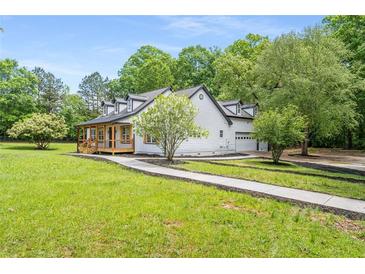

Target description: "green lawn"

left=174, top=160, right=365, bottom=200
left=0, top=142, right=364, bottom=257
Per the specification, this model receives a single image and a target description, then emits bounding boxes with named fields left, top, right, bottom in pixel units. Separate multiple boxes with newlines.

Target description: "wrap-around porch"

left=76, top=123, right=134, bottom=154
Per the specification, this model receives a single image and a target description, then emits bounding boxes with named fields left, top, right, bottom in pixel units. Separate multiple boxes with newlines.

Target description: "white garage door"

left=235, top=132, right=257, bottom=152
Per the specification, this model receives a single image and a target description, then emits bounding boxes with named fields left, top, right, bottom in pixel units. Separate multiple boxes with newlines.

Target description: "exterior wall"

left=132, top=100, right=144, bottom=110
left=112, top=88, right=265, bottom=155
left=107, top=106, right=114, bottom=115
left=225, top=104, right=237, bottom=114
left=243, top=107, right=254, bottom=116
left=117, top=103, right=127, bottom=113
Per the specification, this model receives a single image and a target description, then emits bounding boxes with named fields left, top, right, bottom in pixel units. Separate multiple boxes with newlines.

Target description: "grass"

left=215, top=159, right=365, bottom=181
left=173, top=160, right=365, bottom=200
left=0, top=142, right=364, bottom=257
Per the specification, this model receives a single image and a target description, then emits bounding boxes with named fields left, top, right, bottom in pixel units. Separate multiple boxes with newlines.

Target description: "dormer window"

left=127, top=99, right=132, bottom=112
left=237, top=104, right=241, bottom=114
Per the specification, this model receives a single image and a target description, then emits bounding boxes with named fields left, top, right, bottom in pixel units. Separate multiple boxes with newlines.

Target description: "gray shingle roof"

left=219, top=99, right=241, bottom=106
left=78, top=87, right=171, bottom=126
left=218, top=101, right=254, bottom=119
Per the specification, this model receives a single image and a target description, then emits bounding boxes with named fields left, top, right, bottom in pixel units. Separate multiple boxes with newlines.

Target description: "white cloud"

left=19, top=58, right=89, bottom=77
left=91, top=45, right=127, bottom=54
left=161, top=16, right=289, bottom=38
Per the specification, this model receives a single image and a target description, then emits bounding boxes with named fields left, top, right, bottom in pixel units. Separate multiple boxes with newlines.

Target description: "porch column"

left=95, top=125, right=99, bottom=152
left=82, top=126, right=85, bottom=142
left=103, top=125, right=106, bottom=149
left=111, top=125, right=115, bottom=155
left=76, top=127, right=80, bottom=153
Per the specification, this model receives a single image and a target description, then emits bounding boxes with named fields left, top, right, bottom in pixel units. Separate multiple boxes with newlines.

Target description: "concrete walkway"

left=72, top=153, right=365, bottom=218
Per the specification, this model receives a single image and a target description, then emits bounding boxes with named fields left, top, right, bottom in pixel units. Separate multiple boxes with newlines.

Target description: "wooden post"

left=111, top=125, right=115, bottom=155
left=76, top=127, right=80, bottom=153
left=82, top=126, right=85, bottom=142
left=95, top=125, right=99, bottom=152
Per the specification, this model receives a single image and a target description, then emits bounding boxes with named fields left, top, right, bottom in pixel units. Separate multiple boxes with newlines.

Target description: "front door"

left=108, top=127, right=116, bottom=148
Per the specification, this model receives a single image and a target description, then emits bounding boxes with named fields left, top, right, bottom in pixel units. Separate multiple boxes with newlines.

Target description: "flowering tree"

left=133, top=94, right=208, bottom=161
left=252, top=105, right=306, bottom=164
left=7, top=113, right=68, bottom=149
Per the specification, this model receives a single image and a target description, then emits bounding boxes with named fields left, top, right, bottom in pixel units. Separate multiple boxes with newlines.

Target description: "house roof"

left=175, top=85, right=233, bottom=125
left=112, top=98, right=127, bottom=104
left=101, top=101, right=113, bottom=106
left=78, top=87, right=172, bottom=126
left=219, top=99, right=241, bottom=106
left=218, top=101, right=253, bottom=119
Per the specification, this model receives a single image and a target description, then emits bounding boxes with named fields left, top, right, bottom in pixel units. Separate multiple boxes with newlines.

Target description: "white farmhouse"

left=77, top=85, right=267, bottom=155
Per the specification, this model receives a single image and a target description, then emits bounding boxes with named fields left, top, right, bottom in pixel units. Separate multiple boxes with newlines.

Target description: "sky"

left=0, top=16, right=323, bottom=91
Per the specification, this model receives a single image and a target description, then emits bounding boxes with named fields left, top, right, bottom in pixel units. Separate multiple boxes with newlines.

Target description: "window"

left=144, top=134, right=156, bottom=144
left=199, top=93, right=204, bottom=100
left=237, top=104, right=241, bottom=114
left=90, top=128, right=96, bottom=141
left=219, top=130, right=223, bottom=138
left=121, top=126, right=131, bottom=144
left=127, top=99, right=132, bottom=112
left=98, top=128, right=104, bottom=141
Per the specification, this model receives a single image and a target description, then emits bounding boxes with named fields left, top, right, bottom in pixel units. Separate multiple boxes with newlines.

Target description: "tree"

left=117, top=45, right=175, bottom=93
left=59, top=94, right=91, bottom=139
left=252, top=106, right=306, bottom=164
left=133, top=94, right=208, bottom=161
left=135, top=58, right=174, bottom=92
left=213, top=54, right=255, bottom=101
left=255, top=27, right=358, bottom=155
left=78, top=72, right=108, bottom=115
left=0, top=59, right=38, bottom=138
left=225, top=33, right=270, bottom=61
left=33, top=67, right=68, bottom=113
left=323, top=16, right=365, bottom=149
left=7, top=113, right=68, bottom=149
left=174, top=45, right=219, bottom=96
left=213, top=34, right=269, bottom=101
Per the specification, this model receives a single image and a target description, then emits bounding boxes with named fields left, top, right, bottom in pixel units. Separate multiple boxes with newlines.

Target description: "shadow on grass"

left=256, top=160, right=294, bottom=167
left=2, top=145, right=58, bottom=151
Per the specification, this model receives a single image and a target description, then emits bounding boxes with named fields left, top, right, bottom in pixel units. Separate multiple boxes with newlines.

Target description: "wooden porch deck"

left=76, top=123, right=135, bottom=155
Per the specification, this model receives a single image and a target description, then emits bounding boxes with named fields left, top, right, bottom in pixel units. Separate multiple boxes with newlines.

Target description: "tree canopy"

left=115, top=45, right=175, bottom=94
left=78, top=72, right=109, bottom=115
left=0, top=59, right=39, bottom=137
left=33, top=67, right=68, bottom=113
left=255, top=27, right=358, bottom=155
left=253, top=105, right=306, bottom=164
left=7, top=113, right=68, bottom=149
left=174, top=45, right=219, bottom=95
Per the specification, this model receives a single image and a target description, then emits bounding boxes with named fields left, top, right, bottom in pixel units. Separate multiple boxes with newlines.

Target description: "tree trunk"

left=301, top=128, right=309, bottom=156
left=347, top=130, right=353, bottom=150
left=272, top=146, right=283, bottom=165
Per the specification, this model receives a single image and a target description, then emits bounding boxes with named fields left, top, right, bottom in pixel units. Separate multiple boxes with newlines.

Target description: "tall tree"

left=33, top=67, right=68, bottom=113
left=213, top=34, right=269, bottom=101
left=255, top=27, right=358, bottom=155
left=0, top=59, right=38, bottom=137
left=59, top=94, right=91, bottom=139
left=225, top=33, right=270, bottom=60
left=78, top=72, right=108, bottom=114
left=174, top=45, right=219, bottom=96
left=323, top=16, right=365, bottom=149
left=116, top=45, right=175, bottom=94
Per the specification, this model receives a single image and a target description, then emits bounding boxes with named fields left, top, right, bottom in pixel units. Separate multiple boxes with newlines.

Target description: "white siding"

left=225, top=104, right=237, bottom=114
left=132, top=100, right=144, bottom=110
left=112, top=88, right=263, bottom=155
left=243, top=107, right=254, bottom=116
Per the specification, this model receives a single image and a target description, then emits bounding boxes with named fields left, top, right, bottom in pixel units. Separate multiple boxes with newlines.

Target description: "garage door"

left=235, top=132, right=257, bottom=151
